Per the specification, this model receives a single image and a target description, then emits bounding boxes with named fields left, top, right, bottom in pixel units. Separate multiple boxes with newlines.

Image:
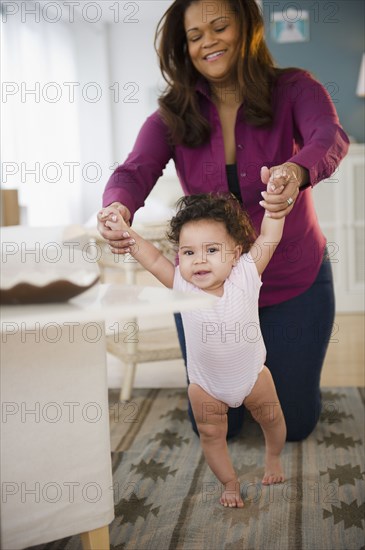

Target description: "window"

left=2, top=3, right=113, bottom=226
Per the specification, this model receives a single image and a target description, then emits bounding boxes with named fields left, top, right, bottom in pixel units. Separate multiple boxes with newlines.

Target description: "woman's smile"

left=204, top=50, right=227, bottom=62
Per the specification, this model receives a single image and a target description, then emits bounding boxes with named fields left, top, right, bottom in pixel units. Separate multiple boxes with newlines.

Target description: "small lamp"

left=356, top=53, right=365, bottom=97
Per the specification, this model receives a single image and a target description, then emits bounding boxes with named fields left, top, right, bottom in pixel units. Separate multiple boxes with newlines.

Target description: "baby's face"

left=178, top=219, right=241, bottom=296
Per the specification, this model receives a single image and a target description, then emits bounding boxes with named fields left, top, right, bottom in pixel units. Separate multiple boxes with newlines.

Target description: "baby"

left=104, top=190, right=286, bottom=508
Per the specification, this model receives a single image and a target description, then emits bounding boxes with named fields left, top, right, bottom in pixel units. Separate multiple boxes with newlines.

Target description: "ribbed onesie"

left=173, top=252, right=266, bottom=408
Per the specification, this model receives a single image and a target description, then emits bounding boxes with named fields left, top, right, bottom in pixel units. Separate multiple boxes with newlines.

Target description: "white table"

left=1, top=284, right=215, bottom=550
left=1, top=283, right=215, bottom=326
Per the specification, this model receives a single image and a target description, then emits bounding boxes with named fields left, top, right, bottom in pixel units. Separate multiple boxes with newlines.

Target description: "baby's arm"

left=105, top=208, right=175, bottom=288
left=252, top=214, right=285, bottom=275
left=251, top=169, right=285, bottom=275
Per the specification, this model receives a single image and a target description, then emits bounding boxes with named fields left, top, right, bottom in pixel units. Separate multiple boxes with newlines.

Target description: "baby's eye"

left=184, top=250, right=194, bottom=256
left=207, top=247, right=219, bottom=254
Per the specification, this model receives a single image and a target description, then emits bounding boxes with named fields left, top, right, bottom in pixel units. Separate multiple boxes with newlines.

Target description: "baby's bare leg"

left=244, top=366, right=286, bottom=485
left=188, top=383, right=244, bottom=508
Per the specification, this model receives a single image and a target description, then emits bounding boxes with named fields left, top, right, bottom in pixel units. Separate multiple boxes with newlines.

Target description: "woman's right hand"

left=97, top=202, right=132, bottom=254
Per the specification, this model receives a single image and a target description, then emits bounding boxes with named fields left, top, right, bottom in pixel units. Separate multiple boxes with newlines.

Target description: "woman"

left=98, top=0, right=349, bottom=441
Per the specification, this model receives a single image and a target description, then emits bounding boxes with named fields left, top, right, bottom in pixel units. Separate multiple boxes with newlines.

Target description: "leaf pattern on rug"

left=320, top=463, right=365, bottom=486
left=321, top=390, right=347, bottom=401
left=317, top=432, right=362, bottom=449
left=114, top=493, right=160, bottom=525
left=130, top=458, right=178, bottom=482
left=21, top=387, right=365, bottom=550
left=149, top=428, right=190, bottom=449
left=320, top=408, right=354, bottom=424
left=110, top=543, right=127, bottom=550
left=323, top=499, right=365, bottom=529
left=226, top=498, right=270, bottom=528
left=159, top=407, right=188, bottom=423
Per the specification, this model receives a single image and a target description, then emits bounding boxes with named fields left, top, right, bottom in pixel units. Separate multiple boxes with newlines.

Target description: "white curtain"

left=2, top=9, right=82, bottom=225
left=1, top=3, right=113, bottom=226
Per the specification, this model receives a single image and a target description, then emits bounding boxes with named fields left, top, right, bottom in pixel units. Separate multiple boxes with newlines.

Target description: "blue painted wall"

left=262, top=0, right=364, bottom=142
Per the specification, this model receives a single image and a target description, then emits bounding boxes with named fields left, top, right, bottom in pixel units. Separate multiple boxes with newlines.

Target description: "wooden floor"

left=320, top=313, right=364, bottom=386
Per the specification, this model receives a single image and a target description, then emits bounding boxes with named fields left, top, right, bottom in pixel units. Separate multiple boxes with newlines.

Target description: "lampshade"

left=356, top=53, right=365, bottom=97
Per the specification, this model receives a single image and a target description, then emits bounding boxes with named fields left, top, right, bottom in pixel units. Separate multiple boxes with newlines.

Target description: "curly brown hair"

left=167, top=193, right=256, bottom=254
left=155, top=0, right=300, bottom=147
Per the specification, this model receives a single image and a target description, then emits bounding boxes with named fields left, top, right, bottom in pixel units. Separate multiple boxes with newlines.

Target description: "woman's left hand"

left=260, top=163, right=307, bottom=219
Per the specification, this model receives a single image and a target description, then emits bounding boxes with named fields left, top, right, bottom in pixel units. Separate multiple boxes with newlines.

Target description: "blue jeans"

left=174, top=253, right=335, bottom=442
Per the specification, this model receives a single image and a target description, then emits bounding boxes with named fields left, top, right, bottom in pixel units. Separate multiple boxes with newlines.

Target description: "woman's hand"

left=97, top=202, right=132, bottom=254
left=260, top=163, right=307, bottom=219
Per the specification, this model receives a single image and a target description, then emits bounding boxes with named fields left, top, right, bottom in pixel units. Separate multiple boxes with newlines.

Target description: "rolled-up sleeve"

left=287, top=72, right=349, bottom=186
left=102, top=111, right=173, bottom=216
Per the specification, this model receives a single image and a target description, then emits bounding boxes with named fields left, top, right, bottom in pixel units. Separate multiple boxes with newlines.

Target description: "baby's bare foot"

left=220, top=479, right=244, bottom=508
left=262, top=454, right=285, bottom=485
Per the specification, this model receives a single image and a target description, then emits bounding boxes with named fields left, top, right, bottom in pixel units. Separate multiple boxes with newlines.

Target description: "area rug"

left=30, top=387, right=364, bottom=550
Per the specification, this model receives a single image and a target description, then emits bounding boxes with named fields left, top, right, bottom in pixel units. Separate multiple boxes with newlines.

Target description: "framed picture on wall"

left=271, top=9, right=309, bottom=43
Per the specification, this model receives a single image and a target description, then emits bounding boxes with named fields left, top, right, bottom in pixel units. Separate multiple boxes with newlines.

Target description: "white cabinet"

left=312, top=143, right=365, bottom=312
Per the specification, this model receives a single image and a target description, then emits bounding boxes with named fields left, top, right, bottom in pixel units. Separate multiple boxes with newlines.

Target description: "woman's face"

left=184, top=0, right=240, bottom=85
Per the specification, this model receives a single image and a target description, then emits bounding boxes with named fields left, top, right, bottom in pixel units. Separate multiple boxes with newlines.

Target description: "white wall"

left=105, top=1, right=183, bottom=218
left=107, top=1, right=175, bottom=172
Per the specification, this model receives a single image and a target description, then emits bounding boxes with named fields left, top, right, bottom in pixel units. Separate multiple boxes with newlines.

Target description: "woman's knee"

left=226, top=405, right=245, bottom=438
left=286, top=421, right=317, bottom=442
left=284, top=404, right=321, bottom=441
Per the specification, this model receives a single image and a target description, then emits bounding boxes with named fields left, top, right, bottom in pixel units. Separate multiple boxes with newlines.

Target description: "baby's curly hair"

left=167, top=193, right=257, bottom=254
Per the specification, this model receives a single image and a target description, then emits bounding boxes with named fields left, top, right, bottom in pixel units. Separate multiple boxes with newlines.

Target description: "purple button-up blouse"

left=103, top=70, right=349, bottom=307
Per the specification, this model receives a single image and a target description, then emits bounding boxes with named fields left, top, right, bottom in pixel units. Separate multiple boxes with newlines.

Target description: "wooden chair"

left=93, top=223, right=182, bottom=402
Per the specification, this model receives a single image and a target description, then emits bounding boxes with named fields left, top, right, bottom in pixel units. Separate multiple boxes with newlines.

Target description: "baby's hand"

left=104, top=206, right=128, bottom=231
left=260, top=166, right=284, bottom=195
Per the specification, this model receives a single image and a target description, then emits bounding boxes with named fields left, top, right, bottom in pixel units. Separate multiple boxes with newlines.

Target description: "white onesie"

left=173, top=252, right=266, bottom=408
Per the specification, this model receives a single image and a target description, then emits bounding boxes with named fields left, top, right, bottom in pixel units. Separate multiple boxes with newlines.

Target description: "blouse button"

left=237, top=144, right=243, bottom=149
left=240, top=172, right=246, bottom=178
